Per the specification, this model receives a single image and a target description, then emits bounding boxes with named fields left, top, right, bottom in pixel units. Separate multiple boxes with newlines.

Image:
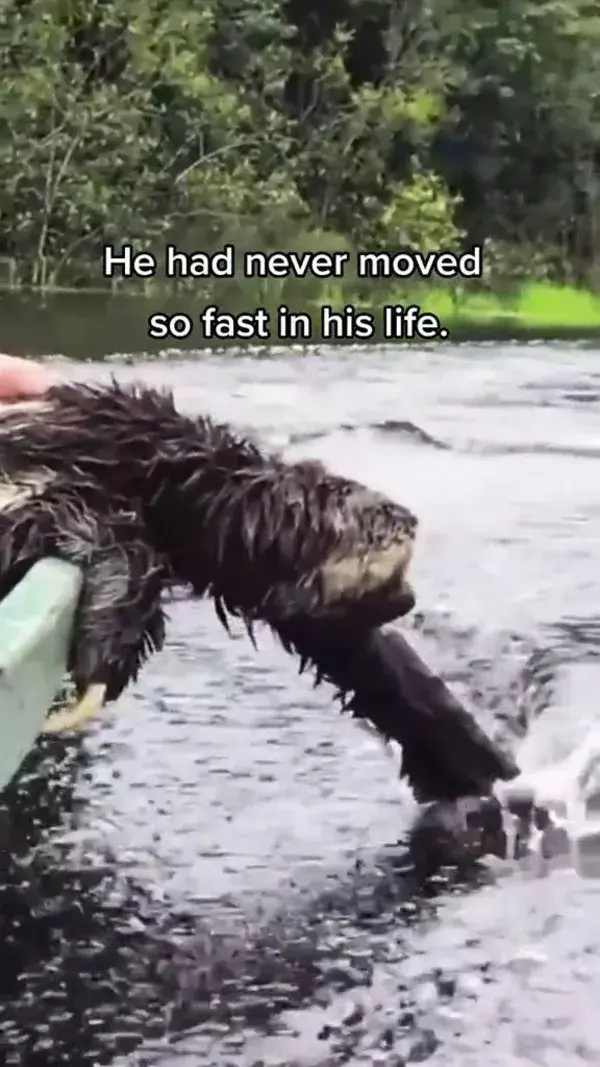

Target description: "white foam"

left=497, top=664, right=600, bottom=876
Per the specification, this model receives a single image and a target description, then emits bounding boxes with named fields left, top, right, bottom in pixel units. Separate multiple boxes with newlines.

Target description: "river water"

left=1, top=343, right=600, bottom=1066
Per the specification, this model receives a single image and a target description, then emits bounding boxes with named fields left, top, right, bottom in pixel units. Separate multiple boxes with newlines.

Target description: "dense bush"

left=1, top=0, right=599, bottom=289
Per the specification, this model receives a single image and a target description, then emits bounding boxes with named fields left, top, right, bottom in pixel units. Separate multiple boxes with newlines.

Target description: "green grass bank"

left=401, top=283, right=600, bottom=342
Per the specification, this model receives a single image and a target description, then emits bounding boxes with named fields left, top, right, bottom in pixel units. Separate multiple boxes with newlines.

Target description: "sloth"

left=0, top=380, right=518, bottom=808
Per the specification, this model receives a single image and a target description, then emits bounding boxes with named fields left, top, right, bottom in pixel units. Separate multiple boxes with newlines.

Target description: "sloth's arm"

left=0, top=486, right=167, bottom=701
left=274, top=617, right=520, bottom=802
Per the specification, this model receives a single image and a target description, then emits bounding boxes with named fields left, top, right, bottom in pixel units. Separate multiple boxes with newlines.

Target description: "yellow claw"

left=42, top=683, right=107, bottom=734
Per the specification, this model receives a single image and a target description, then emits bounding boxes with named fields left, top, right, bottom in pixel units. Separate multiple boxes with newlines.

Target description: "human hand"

left=0, top=354, right=56, bottom=400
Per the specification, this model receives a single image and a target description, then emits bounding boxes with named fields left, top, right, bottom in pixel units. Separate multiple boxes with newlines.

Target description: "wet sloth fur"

left=0, top=381, right=517, bottom=802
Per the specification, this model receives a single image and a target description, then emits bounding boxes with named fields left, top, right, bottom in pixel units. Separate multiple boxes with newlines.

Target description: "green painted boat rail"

left=0, top=558, right=82, bottom=793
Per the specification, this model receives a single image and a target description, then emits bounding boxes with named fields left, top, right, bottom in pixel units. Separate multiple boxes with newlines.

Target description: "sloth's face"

left=254, top=468, right=419, bottom=629
left=317, top=517, right=417, bottom=627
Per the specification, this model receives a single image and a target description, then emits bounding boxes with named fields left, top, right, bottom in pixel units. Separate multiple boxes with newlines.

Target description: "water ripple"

left=2, top=346, right=600, bottom=1065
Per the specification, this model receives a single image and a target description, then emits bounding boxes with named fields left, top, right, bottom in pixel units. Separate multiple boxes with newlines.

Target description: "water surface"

left=1, top=344, right=600, bottom=1066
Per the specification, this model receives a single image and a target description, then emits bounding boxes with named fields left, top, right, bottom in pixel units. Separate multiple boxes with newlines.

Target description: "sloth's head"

left=157, top=449, right=418, bottom=632
left=206, top=458, right=419, bottom=630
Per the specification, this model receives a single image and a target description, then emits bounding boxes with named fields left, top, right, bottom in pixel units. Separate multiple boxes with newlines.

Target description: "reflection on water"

left=1, top=345, right=600, bottom=1065
left=0, top=723, right=487, bottom=1066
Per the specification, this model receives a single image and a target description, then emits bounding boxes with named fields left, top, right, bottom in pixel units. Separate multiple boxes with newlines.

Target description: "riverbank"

left=409, top=283, right=600, bottom=343
left=0, top=282, right=599, bottom=359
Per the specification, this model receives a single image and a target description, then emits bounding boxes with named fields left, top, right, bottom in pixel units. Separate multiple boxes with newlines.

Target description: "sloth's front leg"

left=67, top=513, right=167, bottom=706
left=0, top=483, right=168, bottom=716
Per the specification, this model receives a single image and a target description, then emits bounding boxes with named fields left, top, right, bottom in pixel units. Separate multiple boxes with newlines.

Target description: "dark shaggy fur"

left=0, top=475, right=166, bottom=702
left=0, top=381, right=518, bottom=802
left=0, top=382, right=417, bottom=630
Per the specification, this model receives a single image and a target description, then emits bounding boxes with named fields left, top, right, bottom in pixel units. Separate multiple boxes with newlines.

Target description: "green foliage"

left=0, top=0, right=599, bottom=289
left=379, top=168, right=463, bottom=251
left=440, top=0, right=600, bottom=276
